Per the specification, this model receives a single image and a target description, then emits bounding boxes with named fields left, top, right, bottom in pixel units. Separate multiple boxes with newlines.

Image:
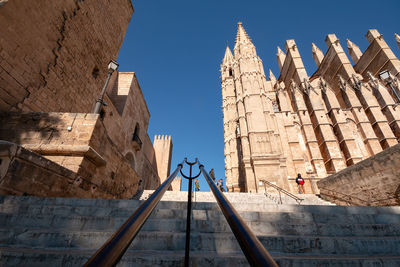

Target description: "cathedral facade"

left=221, top=23, right=400, bottom=193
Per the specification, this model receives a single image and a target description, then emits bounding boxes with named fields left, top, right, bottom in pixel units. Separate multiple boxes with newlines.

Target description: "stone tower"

left=153, top=135, right=173, bottom=184
left=221, top=23, right=289, bottom=193
left=221, top=24, right=400, bottom=193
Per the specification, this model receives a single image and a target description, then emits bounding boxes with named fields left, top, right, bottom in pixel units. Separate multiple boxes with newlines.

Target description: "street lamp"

left=379, top=70, right=400, bottom=103
left=93, top=60, right=119, bottom=114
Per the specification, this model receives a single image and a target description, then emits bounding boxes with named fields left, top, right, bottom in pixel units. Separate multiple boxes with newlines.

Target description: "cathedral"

left=221, top=22, right=400, bottom=193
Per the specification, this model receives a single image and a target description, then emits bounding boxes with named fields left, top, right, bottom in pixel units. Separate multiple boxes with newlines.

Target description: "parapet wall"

left=317, top=143, right=400, bottom=206
left=0, top=112, right=150, bottom=198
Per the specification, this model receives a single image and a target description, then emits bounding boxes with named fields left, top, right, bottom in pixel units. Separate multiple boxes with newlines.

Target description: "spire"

left=276, top=46, right=286, bottom=70
left=234, top=22, right=252, bottom=47
left=347, top=39, right=362, bottom=64
left=311, top=43, right=324, bottom=67
left=222, top=45, right=234, bottom=64
left=269, top=69, right=276, bottom=83
left=395, top=33, right=400, bottom=49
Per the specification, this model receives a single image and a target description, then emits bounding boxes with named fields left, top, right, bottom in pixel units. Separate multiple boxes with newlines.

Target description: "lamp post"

left=93, top=60, right=119, bottom=114
left=379, top=70, right=400, bottom=103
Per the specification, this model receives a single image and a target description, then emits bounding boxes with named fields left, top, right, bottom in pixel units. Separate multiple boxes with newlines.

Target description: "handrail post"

left=184, top=161, right=193, bottom=267
left=84, top=160, right=184, bottom=267
left=179, top=158, right=201, bottom=267
left=198, top=161, right=278, bottom=267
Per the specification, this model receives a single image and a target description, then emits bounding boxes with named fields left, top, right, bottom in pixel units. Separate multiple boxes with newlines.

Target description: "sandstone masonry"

left=221, top=23, right=400, bottom=194
left=0, top=1, right=175, bottom=198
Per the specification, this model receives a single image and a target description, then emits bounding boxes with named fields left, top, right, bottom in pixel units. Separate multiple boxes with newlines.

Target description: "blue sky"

left=117, top=0, right=400, bottom=191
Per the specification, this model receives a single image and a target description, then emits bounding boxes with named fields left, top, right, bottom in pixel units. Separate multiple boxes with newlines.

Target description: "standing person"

left=219, top=179, right=225, bottom=192
left=216, top=179, right=220, bottom=189
left=296, top=173, right=305, bottom=194
left=194, top=179, right=200, bottom=192
left=209, top=168, right=216, bottom=183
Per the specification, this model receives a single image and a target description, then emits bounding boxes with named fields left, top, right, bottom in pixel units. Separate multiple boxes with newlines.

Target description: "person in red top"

left=296, top=173, right=305, bottom=194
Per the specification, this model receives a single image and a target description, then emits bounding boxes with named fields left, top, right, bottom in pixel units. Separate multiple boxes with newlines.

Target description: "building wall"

left=153, top=135, right=173, bottom=183
left=317, top=143, right=400, bottom=206
left=0, top=0, right=133, bottom=112
left=221, top=24, right=400, bottom=194
left=0, top=112, right=142, bottom=198
left=104, top=72, right=162, bottom=190
left=0, top=1, right=174, bottom=198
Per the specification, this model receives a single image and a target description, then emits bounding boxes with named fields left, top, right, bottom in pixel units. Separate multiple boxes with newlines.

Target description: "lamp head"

left=108, top=60, right=119, bottom=72
left=379, top=70, right=390, bottom=81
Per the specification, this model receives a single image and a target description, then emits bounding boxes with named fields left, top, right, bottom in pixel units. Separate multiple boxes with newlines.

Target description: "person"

left=219, top=179, right=225, bottom=192
left=296, top=173, right=305, bottom=194
left=216, top=179, right=220, bottom=189
left=194, top=179, right=200, bottom=192
left=209, top=168, right=216, bottom=182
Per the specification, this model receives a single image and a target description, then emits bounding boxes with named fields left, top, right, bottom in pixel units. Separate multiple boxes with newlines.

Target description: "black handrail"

left=84, top=161, right=184, bottom=267
left=260, top=179, right=303, bottom=204
left=198, top=161, right=278, bottom=267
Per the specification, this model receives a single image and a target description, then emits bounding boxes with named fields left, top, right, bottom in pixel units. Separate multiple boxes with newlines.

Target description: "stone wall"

left=153, top=135, right=173, bottom=183
left=0, top=141, right=114, bottom=198
left=104, top=72, right=161, bottom=189
left=317, top=143, right=400, bottom=206
left=0, top=0, right=133, bottom=112
left=0, top=112, right=143, bottom=198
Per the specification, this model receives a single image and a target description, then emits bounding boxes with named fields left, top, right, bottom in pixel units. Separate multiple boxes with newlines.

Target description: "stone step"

left=140, top=190, right=334, bottom=205
left=1, top=195, right=399, bottom=215
left=2, top=247, right=399, bottom=267
left=1, top=213, right=400, bottom=237
left=1, top=204, right=400, bottom=227
left=1, top=229, right=399, bottom=256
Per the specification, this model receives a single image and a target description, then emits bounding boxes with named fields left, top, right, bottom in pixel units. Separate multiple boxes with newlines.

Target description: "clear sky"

left=117, top=0, right=400, bottom=192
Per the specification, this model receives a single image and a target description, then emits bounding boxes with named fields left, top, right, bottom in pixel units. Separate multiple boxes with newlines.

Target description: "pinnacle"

left=269, top=69, right=276, bottom=82
left=346, top=39, right=362, bottom=64
left=234, top=22, right=252, bottom=47
left=395, top=33, right=400, bottom=42
left=395, top=33, right=400, bottom=49
left=277, top=46, right=285, bottom=56
left=222, top=45, right=234, bottom=64
left=311, top=43, right=319, bottom=53
left=312, top=43, right=324, bottom=67
left=276, top=46, right=286, bottom=70
left=347, top=39, right=356, bottom=49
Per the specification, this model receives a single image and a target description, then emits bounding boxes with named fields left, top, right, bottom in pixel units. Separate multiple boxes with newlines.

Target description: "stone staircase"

left=139, top=190, right=335, bottom=206
left=0, top=192, right=399, bottom=266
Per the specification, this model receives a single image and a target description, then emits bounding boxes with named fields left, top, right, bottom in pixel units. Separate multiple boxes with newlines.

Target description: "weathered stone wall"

left=104, top=72, right=161, bottom=189
left=0, top=112, right=142, bottom=198
left=0, top=141, right=114, bottom=198
left=0, top=0, right=133, bottom=112
left=317, top=143, right=400, bottom=206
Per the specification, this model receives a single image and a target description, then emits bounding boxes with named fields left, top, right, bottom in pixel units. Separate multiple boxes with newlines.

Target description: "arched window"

left=229, top=68, right=233, bottom=77
left=132, top=123, right=142, bottom=151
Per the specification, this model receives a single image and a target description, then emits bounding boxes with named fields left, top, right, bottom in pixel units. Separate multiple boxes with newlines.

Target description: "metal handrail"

left=260, top=179, right=303, bottom=204
left=84, top=160, right=184, bottom=267
left=319, top=186, right=370, bottom=206
left=198, top=161, right=278, bottom=267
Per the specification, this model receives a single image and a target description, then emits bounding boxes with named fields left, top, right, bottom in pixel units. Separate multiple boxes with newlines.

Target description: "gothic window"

left=229, top=68, right=233, bottom=77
